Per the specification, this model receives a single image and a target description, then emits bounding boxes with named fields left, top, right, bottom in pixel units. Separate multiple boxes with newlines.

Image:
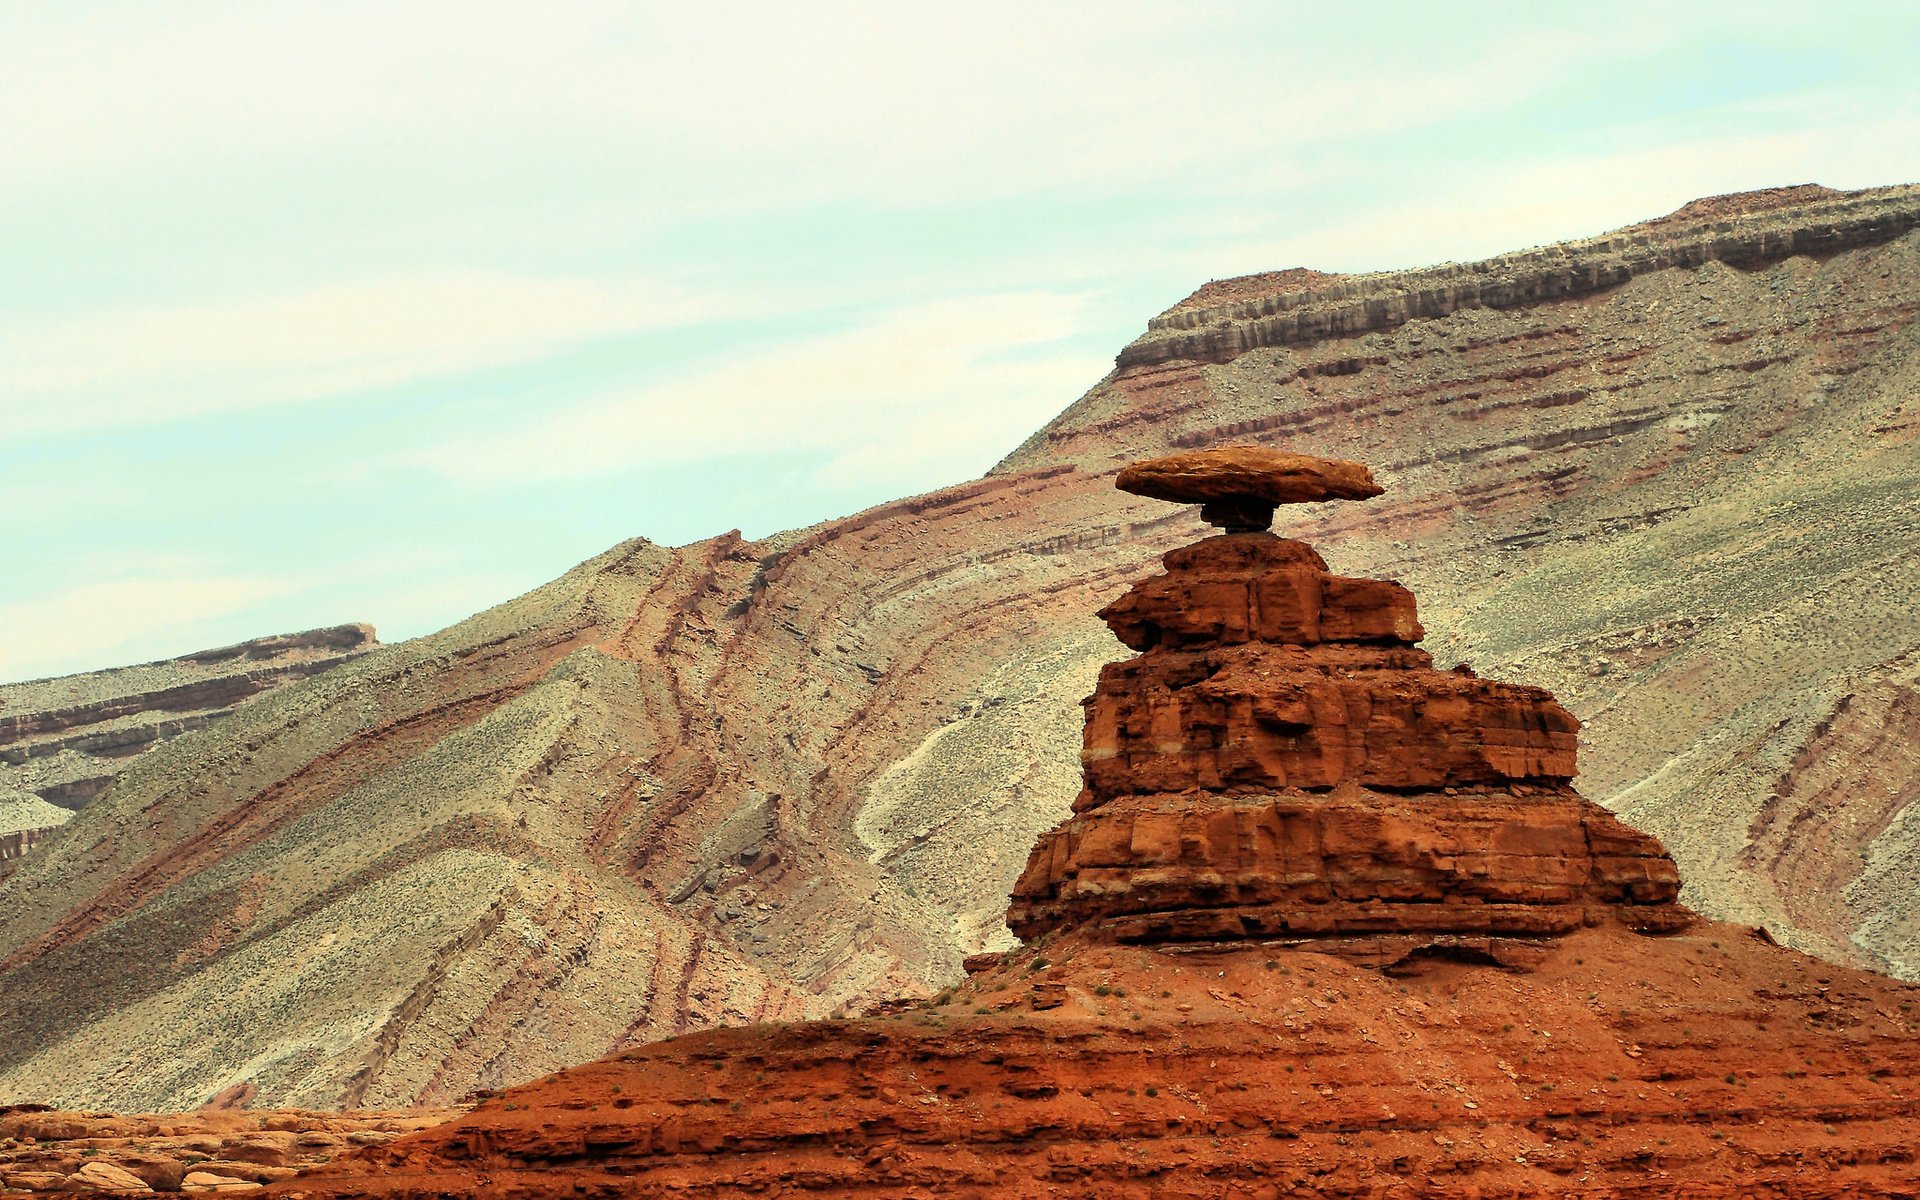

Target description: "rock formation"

left=5, top=183, right=1920, bottom=1111
left=0, top=626, right=378, bottom=865
left=1008, top=450, right=1686, bottom=966
left=0, top=1104, right=459, bottom=1194
left=253, top=453, right=1920, bottom=1200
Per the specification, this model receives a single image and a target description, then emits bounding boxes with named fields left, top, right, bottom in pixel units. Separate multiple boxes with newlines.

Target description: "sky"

left=4, top=1, right=1919, bottom=683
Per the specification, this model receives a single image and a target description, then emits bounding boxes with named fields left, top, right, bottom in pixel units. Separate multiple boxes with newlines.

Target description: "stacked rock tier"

left=1006, top=533, right=1688, bottom=964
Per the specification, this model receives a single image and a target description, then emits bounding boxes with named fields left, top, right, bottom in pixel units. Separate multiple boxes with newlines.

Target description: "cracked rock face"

left=1008, top=454, right=1687, bottom=964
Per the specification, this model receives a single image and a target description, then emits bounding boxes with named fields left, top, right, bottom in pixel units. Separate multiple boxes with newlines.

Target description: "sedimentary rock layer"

left=0, top=626, right=378, bottom=836
left=1002, top=487, right=1684, bottom=960
left=99, top=438, right=1920, bottom=1198
left=1118, top=183, right=1920, bottom=367
left=264, top=925, right=1920, bottom=1199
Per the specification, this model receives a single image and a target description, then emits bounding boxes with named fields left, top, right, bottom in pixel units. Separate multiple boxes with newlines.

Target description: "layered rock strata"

left=1007, top=453, right=1685, bottom=963
left=0, top=626, right=377, bottom=842
left=1119, top=182, right=1920, bottom=367
left=0, top=792, right=71, bottom=867
left=0, top=1104, right=460, bottom=1194
left=266, top=930, right=1920, bottom=1200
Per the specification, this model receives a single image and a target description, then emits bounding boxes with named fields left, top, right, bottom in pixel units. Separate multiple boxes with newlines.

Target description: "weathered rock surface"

left=0, top=626, right=377, bottom=861
left=0, top=1105, right=456, bottom=1196
left=0, top=791, right=71, bottom=866
left=5, top=182, right=1920, bottom=1110
left=257, top=928, right=1920, bottom=1199
left=1008, top=453, right=1684, bottom=961
left=1115, top=446, right=1383, bottom=522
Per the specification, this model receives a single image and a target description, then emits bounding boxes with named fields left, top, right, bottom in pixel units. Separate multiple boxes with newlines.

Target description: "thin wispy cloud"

left=418, top=292, right=1103, bottom=494
left=0, top=273, right=735, bottom=437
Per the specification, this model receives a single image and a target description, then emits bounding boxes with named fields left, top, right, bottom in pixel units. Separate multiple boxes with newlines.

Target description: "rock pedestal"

left=1007, top=450, right=1687, bottom=966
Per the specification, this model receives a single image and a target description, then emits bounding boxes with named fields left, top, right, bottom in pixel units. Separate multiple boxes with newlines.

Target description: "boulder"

left=68, top=1159, right=153, bottom=1192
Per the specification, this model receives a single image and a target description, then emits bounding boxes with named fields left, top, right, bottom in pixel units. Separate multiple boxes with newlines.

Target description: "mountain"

left=0, top=626, right=377, bottom=868
left=264, top=449, right=1920, bottom=1199
left=3, top=182, right=1918, bottom=1112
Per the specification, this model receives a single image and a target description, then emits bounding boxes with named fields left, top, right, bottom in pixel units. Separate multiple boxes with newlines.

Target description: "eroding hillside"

left=0, top=626, right=377, bottom=826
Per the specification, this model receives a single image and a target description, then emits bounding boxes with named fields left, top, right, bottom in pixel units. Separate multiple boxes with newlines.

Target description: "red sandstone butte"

left=263, top=452, right=1920, bottom=1200
left=1010, top=522, right=1686, bottom=964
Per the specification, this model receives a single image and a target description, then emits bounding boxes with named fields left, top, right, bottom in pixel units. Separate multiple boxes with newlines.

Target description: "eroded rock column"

left=1006, top=447, right=1688, bottom=967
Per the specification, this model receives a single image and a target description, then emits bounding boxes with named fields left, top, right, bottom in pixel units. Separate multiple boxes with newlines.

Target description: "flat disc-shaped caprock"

left=1117, top=446, right=1384, bottom=531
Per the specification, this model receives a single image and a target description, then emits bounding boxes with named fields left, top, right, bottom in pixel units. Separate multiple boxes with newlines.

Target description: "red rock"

left=1008, top=501, right=1676, bottom=961
left=1118, top=445, right=1383, bottom=504
left=68, top=1159, right=152, bottom=1191
left=1116, top=446, right=1382, bottom=531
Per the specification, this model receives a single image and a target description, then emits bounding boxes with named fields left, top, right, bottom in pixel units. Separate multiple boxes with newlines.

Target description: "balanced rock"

left=1010, top=450, right=1686, bottom=966
left=1115, top=445, right=1383, bottom=531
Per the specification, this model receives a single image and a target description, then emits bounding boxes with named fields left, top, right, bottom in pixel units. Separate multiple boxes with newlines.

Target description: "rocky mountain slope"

left=3, top=182, right=1918, bottom=1113
left=259, top=452, right=1920, bottom=1199
left=0, top=626, right=378, bottom=868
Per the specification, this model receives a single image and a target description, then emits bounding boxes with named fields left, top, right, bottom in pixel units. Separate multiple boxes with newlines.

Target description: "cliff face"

left=1114, top=184, right=1920, bottom=368
left=3, top=183, right=1920, bottom=1112
left=0, top=625, right=378, bottom=853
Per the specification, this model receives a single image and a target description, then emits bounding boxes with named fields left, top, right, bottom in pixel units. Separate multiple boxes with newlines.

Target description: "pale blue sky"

left=4, top=1, right=1918, bottom=681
